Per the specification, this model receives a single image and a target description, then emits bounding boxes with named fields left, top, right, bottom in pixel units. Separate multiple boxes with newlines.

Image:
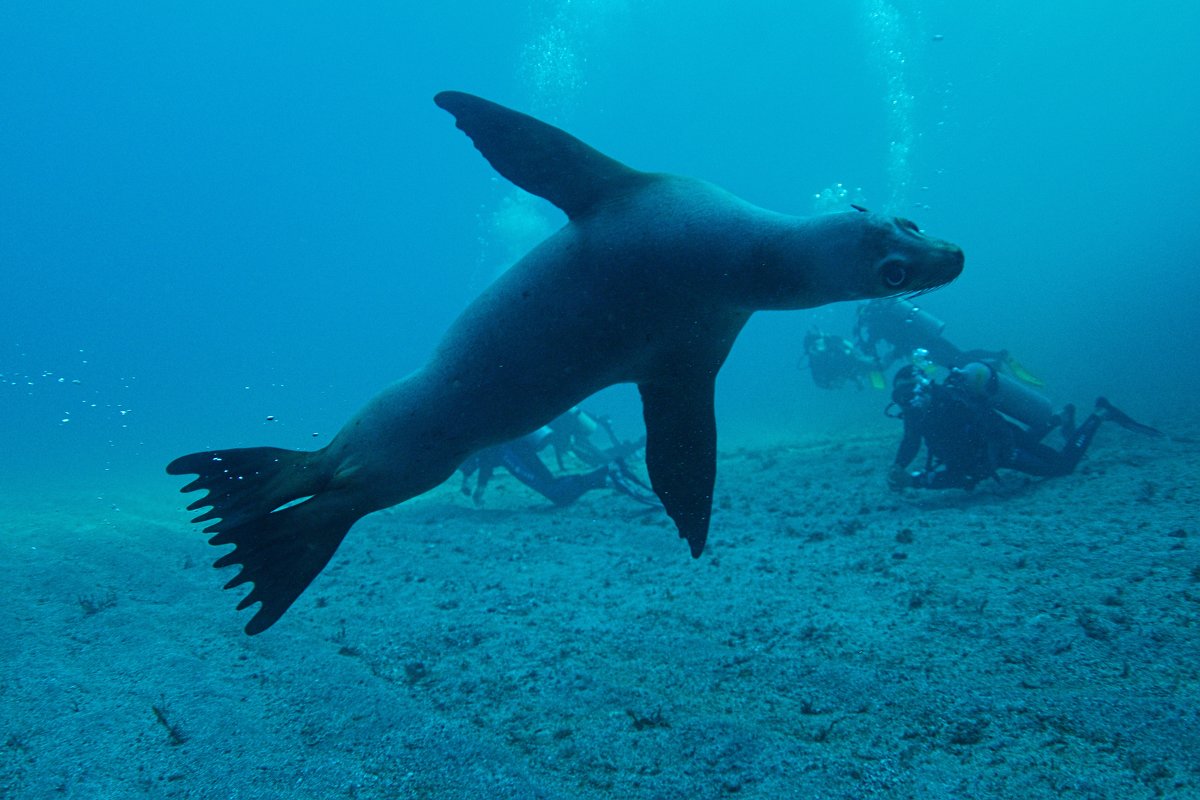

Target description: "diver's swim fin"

left=1005, top=355, right=1045, bottom=387
left=607, top=461, right=662, bottom=508
left=1096, top=397, right=1163, bottom=438
left=167, top=446, right=362, bottom=634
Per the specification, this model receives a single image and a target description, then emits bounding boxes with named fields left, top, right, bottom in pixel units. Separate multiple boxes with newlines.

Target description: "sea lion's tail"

left=167, top=447, right=360, bottom=635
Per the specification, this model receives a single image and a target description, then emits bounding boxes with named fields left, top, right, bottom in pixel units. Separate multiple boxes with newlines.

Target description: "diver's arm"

left=894, top=416, right=923, bottom=469
left=888, top=417, right=924, bottom=490
left=472, top=462, right=495, bottom=505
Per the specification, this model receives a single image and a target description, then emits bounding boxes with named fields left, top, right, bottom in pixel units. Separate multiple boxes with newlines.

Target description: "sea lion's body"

left=333, top=178, right=803, bottom=504
left=169, top=93, right=964, bottom=634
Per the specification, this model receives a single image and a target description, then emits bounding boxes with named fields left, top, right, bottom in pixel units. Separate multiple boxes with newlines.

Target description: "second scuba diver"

left=459, top=407, right=660, bottom=508
left=886, top=359, right=1162, bottom=491
left=800, top=298, right=1043, bottom=392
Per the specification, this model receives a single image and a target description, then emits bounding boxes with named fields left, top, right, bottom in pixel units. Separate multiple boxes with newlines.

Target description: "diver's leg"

left=500, top=442, right=606, bottom=506
left=1006, top=443, right=1074, bottom=477
left=1010, top=412, right=1104, bottom=477
left=542, top=468, right=611, bottom=507
left=1057, top=404, right=1076, bottom=442
left=607, top=460, right=662, bottom=506
left=472, top=462, right=495, bottom=505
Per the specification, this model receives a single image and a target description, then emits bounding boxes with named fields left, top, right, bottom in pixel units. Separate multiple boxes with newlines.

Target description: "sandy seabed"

left=3, top=414, right=1198, bottom=800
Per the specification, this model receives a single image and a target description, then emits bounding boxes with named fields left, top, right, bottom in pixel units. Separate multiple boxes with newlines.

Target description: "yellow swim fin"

left=869, top=370, right=886, bottom=390
left=1005, top=355, right=1044, bottom=386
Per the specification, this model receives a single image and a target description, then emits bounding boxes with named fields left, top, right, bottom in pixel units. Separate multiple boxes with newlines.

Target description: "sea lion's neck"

left=724, top=212, right=866, bottom=312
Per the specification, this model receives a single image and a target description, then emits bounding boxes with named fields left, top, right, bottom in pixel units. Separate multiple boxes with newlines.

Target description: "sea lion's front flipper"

left=435, top=91, right=646, bottom=220
left=638, top=379, right=717, bottom=558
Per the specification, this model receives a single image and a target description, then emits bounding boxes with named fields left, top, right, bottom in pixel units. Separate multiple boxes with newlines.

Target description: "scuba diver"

left=801, top=329, right=885, bottom=390
left=886, top=358, right=1162, bottom=491
left=801, top=298, right=1042, bottom=393
left=854, top=298, right=1037, bottom=380
left=459, top=407, right=660, bottom=508
left=539, top=405, right=646, bottom=469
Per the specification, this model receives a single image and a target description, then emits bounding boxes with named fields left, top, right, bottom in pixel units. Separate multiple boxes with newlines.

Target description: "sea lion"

left=168, top=91, right=964, bottom=634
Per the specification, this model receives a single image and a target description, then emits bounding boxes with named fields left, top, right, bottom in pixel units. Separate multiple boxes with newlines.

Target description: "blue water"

left=2, top=0, right=1197, bottom=493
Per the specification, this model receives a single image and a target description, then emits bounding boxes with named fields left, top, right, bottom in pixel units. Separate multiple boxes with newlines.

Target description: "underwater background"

left=4, top=0, right=1197, bottom=493
left=3, top=2, right=1199, bottom=798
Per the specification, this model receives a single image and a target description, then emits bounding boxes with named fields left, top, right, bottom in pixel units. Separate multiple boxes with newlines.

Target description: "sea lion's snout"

left=904, top=232, right=964, bottom=294
left=939, top=240, right=965, bottom=282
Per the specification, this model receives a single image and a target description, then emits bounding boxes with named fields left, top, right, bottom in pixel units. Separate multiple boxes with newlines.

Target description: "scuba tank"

left=564, top=406, right=599, bottom=437
left=953, top=362, right=1055, bottom=432
left=896, top=300, right=947, bottom=342
left=861, top=298, right=946, bottom=342
left=522, top=425, right=556, bottom=449
left=857, top=299, right=962, bottom=369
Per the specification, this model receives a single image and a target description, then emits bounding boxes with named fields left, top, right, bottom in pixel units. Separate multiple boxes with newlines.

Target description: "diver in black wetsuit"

left=855, top=298, right=1012, bottom=372
left=886, top=363, right=1162, bottom=491
left=802, top=298, right=1037, bottom=393
left=801, top=329, right=883, bottom=390
left=540, top=406, right=646, bottom=470
left=459, top=411, right=659, bottom=508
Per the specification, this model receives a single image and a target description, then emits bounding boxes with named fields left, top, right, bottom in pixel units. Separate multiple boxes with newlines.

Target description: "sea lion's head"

left=846, top=206, right=964, bottom=299
left=744, top=206, right=963, bottom=310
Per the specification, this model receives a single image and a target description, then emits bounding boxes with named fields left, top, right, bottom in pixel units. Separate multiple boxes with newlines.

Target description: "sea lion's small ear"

left=851, top=204, right=870, bottom=213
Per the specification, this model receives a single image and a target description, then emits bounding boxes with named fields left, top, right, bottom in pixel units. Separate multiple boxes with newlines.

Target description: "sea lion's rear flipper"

left=638, top=380, right=717, bottom=558
left=434, top=91, right=647, bottom=220
left=166, top=447, right=359, bottom=635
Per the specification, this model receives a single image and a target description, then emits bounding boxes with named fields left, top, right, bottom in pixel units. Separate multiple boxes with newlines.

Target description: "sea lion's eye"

left=898, top=218, right=921, bottom=233
left=881, top=259, right=909, bottom=289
